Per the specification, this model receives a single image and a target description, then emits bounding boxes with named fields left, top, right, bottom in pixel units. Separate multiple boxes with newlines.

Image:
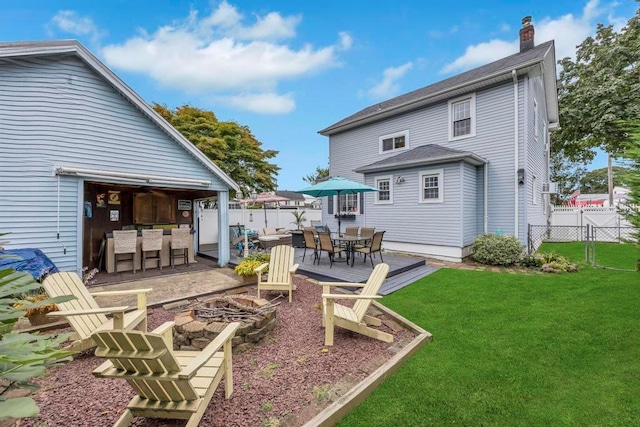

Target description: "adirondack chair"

left=42, top=271, right=151, bottom=352
left=255, top=245, right=299, bottom=302
left=92, top=321, right=239, bottom=427
left=320, top=263, right=392, bottom=346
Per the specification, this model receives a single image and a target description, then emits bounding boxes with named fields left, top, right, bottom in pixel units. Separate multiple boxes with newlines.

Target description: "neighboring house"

left=572, top=187, right=631, bottom=208
left=0, top=40, right=239, bottom=271
left=319, top=17, right=558, bottom=261
left=275, top=190, right=306, bottom=209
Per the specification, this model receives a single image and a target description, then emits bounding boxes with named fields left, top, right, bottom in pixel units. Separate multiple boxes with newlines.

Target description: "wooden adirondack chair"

left=320, top=263, right=392, bottom=346
left=255, top=245, right=299, bottom=302
left=92, top=321, right=239, bottom=427
left=42, top=271, right=151, bottom=352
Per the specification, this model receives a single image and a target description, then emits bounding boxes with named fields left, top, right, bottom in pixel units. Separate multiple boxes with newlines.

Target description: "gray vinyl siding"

left=0, top=56, right=226, bottom=270
left=364, top=163, right=461, bottom=247
left=461, top=162, right=478, bottom=246
left=525, top=75, right=549, bottom=229
left=329, top=76, right=548, bottom=251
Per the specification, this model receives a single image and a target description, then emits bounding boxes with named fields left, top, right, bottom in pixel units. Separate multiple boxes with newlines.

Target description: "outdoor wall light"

left=395, top=176, right=406, bottom=184
left=517, top=168, right=525, bottom=185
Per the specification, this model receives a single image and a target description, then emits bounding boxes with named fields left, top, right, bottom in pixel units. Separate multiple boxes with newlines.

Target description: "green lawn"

left=539, top=241, right=640, bottom=271
left=339, top=244, right=640, bottom=426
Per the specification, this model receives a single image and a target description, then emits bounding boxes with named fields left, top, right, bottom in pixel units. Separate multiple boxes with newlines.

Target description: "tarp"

left=0, top=248, right=59, bottom=280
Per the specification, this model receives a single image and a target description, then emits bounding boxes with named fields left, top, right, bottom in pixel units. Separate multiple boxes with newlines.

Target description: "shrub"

left=521, top=251, right=565, bottom=268
left=472, top=233, right=524, bottom=266
left=234, top=252, right=270, bottom=277
left=541, top=260, right=579, bottom=273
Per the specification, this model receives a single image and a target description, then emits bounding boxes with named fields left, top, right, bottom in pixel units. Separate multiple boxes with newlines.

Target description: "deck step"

left=379, top=265, right=439, bottom=295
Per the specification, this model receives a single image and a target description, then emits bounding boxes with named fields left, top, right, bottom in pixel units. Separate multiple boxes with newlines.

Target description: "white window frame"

left=532, top=175, right=538, bottom=205
left=374, top=175, right=393, bottom=204
left=379, top=130, right=409, bottom=154
left=533, top=99, right=539, bottom=139
left=448, top=93, right=476, bottom=141
left=338, top=193, right=359, bottom=215
left=418, top=169, right=444, bottom=203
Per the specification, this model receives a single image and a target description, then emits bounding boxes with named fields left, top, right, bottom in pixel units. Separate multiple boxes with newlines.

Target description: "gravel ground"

left=20, top=276, right=414, bottom=427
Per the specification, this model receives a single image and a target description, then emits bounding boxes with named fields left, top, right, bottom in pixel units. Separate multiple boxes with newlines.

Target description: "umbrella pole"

left=264, top=205, right=268, bottom=228
left=337, top=191, right=341, bottom=236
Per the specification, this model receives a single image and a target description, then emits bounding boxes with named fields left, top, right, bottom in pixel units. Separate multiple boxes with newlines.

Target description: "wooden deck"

left=198, top=246, right=439, bottom=295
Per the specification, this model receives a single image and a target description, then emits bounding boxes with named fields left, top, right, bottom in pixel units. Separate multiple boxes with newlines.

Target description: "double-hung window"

left=338, top=193, right=359, bottom=215
left=419, top=169, right=443, bottom=203
left=533, top=99, right=539, bottom=139
left=448, top=94, right=476, bottom=140
left=375, top=176, right=393, bottom=204
left=379, top=130, right=408, bottom=154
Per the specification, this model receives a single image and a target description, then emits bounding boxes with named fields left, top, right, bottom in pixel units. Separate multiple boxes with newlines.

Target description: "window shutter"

left=327, top=195, right=333, bottom=214
left=360, top=193, right=364, bottom=214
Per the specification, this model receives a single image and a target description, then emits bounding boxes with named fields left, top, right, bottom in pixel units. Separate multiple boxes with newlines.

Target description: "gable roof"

left=0, top=40, right=239, bottom=191
left=320, top=40, right=557, bottom=136
left=355, top=144, right=486, bottom=174
left=276, top=190, right=305, bottom=201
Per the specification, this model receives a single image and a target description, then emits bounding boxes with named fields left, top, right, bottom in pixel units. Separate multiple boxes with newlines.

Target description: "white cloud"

left=97, top=1, right=347, bottom=114
left=440, top=0, right=628, bottom=74
left=48, top=10, right=104, bottom=43
left=218, top=92, right=295, bottom=114
left=367, top=62, right=413, bottom=100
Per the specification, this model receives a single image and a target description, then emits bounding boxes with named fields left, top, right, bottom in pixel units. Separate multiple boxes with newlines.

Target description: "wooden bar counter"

left=104, top=230, right=195, bottom=273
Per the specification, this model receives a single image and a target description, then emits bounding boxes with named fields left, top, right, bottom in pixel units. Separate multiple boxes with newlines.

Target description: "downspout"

left=512, top=69, right=519, bottom=238
left=484, top=162, right=488, bottom=233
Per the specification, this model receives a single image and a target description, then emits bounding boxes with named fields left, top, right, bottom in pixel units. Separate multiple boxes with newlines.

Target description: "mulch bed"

left=19, top=276, right=415, bottom=427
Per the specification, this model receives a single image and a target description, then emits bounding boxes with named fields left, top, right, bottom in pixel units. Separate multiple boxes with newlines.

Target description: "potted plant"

left=290, top=210, right=307, bottom=230
left=14, top=291, right=59, bottom=326
left=234, top=252, right=270, bottom=285
left=290, top=210, right=307, bottom=247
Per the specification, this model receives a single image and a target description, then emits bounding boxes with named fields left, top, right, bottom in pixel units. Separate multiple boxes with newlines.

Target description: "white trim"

left=448, top=93, right=476, bottom=141
left=374, top=175, right=393, bottom=204
left=533, top=98, right=539, bottom=139
left=378, top=130, right=409, bottom=154
left=418, top=168, right=444, bottom=204
left=55, top=166, right=211, bottom=187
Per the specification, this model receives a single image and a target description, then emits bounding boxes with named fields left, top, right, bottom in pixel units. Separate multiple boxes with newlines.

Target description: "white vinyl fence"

left=199, top=208, right=322, bottom=244
left=551, top=206, right=632, bottom=229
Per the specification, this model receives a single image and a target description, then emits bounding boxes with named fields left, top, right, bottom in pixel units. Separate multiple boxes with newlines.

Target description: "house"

left=0, top=40, right=239, bottom=272
left=275, top=190, right=306, bottom=209
left=319, top=17, right=558, bottom=261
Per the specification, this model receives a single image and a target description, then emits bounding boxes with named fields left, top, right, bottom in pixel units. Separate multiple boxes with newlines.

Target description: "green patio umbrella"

left=295, top=177, right=378, bottom=234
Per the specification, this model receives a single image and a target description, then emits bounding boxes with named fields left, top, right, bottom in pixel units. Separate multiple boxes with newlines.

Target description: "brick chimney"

left=519, top=16, right=534, bottom=52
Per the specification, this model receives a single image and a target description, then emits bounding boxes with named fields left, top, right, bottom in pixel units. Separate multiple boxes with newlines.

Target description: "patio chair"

left=302, top=228, right=319, bottom=264
left=255, top=245, right=299, bottom=302
left=320, top=262, right=393, bottom=346
left=92, top=321, right=239, bottom=427
left=317, top=231, right=345, bottom=268
left=344, top=226, right=359, bottom=237
left=42, top=271, right=151, bottom=352
left=355, top=231, right=385, bottom=267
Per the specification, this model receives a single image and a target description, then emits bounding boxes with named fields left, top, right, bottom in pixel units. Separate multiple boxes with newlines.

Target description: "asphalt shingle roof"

left=320, top=40, right=554, bottom=135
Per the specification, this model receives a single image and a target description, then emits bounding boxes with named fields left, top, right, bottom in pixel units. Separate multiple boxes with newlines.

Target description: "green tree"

left=153, top=104, right=280, bottom=194
left=302, top=166, right=329, bottom=185
left=579, top=166, right=631, bottom=193
left=554, top=8, right=640, bottom=163
left=619, top=123, right=640, bottom=255
left=550, top=150, right=587, bottom=201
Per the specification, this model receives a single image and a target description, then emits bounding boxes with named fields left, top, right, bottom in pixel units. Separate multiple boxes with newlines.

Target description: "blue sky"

left=1, top=0, right=636, bottom=189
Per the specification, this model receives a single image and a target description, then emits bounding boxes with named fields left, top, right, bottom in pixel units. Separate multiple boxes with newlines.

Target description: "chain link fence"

left=528, top=224, right=638, bottom=271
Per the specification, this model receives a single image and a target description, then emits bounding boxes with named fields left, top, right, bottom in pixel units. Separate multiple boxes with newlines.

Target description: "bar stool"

left=141, top=229, right=163, bottom=272
left=113, top=230, right=138, bottom=274
left=170, top=228, right=191, bottom=268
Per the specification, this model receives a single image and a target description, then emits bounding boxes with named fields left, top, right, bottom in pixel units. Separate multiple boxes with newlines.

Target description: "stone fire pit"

left=173, top=295, right=277, bottom=353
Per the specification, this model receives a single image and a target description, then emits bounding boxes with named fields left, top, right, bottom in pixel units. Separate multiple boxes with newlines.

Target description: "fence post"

left=585, top=224, right=589, bottom=263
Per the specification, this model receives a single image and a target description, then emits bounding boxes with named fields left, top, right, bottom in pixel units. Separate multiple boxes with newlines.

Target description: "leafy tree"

left=554, top=8, right=640, bottom=163
left=0, top=246, right=75, bottom=419
left=153, top=104, right=280, bottom=194
left=579, top=166, right=631, bottom=193
left=302, top=166, right=329, bottom=185
left=619, top=123, right=640, bottom=255
left=550, top=151, right=587, bottom=202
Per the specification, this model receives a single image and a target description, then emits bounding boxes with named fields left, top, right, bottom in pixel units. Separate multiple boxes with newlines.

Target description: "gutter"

left=355, top=153, right=487, bottom=174
left=320, top=58, right=544, bottom=136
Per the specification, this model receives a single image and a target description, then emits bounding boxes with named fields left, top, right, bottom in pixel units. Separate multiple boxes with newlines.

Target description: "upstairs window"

left=375, top=176, right=393, bottom=204
left=379, top=130, right=409, bottom=154
left=533, top=99, right=539, bottom=139
left=338, top=193, right=359, bottom=214
left=448, top=94, right=476, bottom=140
left=419, top=169, right=444, bottom=203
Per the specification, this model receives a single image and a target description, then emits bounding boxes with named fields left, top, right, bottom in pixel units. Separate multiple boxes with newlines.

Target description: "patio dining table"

left=331, top=234, right=367, bottom=267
